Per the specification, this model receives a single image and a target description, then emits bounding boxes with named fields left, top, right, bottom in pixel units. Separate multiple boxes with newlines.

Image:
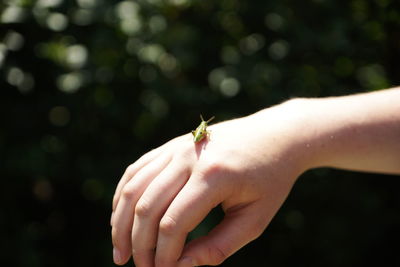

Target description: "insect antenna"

left=206, top=116, right=215, bottom=123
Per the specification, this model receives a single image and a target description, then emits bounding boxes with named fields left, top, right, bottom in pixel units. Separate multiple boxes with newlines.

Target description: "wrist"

left=277, top=97, right=350, bottom=172
left=256, top=97, right=343, bottom=173
left=281, top=98, right=329, bottom=171
left=276, top=98, right=324, bottom=173
left=248, top=99, right=320, bottom=176
left=252, top=88, right=400, bottom=177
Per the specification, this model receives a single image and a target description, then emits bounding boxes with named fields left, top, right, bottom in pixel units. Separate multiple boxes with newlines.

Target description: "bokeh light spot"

left=76, top=0, right=97, bottom=9
left=140, top=90, right=169, bottom=118
left=116, top=1, right=142, bottom=35
left=72, top=8, right=94, bottom=26
left=6, top=67, right=24, bottom=86
left=208, top=67, right=227, bottom=89
left=0, top=43, right=7, bottom=68
left=357, top=64, right=388, bottom=90
left=48, top=106, right=70, bottom=127
left=4, top=31, right=24, bottom=51
left=1, top=5, right=26, bottom=23
left=57, top=72, right=84, bottom=93
left=149, top=15, right=167, bottom=33
left=33, top=179, right=53, bottom=202
left=239, top=33, right=265, bottom=55
left=138, top=44, right=165, bottom=64
left=220, top=46, right=240, bottom=65
left=265, top=13, right=284, bottom=31
left=66, top=44, right=88, bottom=69
left=158, top=53, right=179, bottom=77
left=41, top=135, right=65, bottom=154
left=168, top=0, right=189, bottom=7
left=6, top=66, right=34, bottom=93
left=219, top=77, right=240, bottom=97
left=36, top=0, right=64, bottom=9
left=46, top=13, right=69, bottom=32
left=268, top=40, right=290, bottom=60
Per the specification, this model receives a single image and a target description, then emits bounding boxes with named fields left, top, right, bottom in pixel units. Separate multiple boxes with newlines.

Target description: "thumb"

left=178, top=204, right=267, bottom=266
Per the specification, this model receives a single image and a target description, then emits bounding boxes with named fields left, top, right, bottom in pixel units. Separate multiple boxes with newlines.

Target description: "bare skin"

left=111, top=87, right=400, bottom=267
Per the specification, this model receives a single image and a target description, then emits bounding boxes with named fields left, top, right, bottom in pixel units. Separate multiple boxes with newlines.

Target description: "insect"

left=192, top=114, right=215, bottom=143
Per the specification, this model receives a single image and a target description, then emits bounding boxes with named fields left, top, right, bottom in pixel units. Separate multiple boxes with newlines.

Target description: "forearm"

left=290, top=88, right=400, bottom=174
left=111, top=88, right=399, bottom=266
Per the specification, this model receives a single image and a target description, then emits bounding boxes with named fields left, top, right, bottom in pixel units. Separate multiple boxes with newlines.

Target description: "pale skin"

left=111, top=87, right=400, bottom=267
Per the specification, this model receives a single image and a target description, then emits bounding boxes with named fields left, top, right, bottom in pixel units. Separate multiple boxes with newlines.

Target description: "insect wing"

left=193, top=124, right=205, bottom=142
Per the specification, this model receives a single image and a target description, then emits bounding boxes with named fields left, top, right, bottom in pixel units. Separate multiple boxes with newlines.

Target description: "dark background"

left=1, top=0, right=400, bottom=266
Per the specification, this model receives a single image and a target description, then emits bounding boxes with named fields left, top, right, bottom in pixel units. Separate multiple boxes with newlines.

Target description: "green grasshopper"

left=192, top=115, right=215, bottom=143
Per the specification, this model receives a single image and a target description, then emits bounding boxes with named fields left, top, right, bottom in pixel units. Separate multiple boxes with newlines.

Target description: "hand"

left=111, top=88, right=400, bottom=266
left=111, top=102, right=307, bottom=267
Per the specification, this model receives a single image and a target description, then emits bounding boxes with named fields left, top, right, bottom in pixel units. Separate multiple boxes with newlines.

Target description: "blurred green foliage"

left=1, top=0, right=400, bottom=266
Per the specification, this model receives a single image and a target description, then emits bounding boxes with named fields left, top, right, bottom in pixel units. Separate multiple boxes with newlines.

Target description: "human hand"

left=111, top=88, right=400, bottom=267
left=111, top=101, right=309, bottom=267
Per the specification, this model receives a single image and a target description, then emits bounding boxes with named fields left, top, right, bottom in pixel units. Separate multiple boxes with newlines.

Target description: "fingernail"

left=113, top=247, right=121, bottom=264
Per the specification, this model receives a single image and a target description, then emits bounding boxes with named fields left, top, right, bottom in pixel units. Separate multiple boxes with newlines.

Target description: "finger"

left=155, top=173, right=229, bottom=267
left=179, top=203, right=267, bottom=266
left=112, top=153, right=172, bottom=265
left=112, top=147, right=162, bottom=212
left=131, top=159, right=190, bottom=267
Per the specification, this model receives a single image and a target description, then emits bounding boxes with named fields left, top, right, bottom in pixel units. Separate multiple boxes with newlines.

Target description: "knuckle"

left=203, top=159, right=225, bottom=175
left=159, top=215, right=179, bottom=235
left=135, top=198, right=152, bottom=218
left=112, top=195, right=118, bottom=209
left=124, top=163, right=136, bottom=176
left=197, top=159, right=226, bottom=183
left=121, top=186, right=136, bottom=201
left=138, top=151, right=153, bottom=163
